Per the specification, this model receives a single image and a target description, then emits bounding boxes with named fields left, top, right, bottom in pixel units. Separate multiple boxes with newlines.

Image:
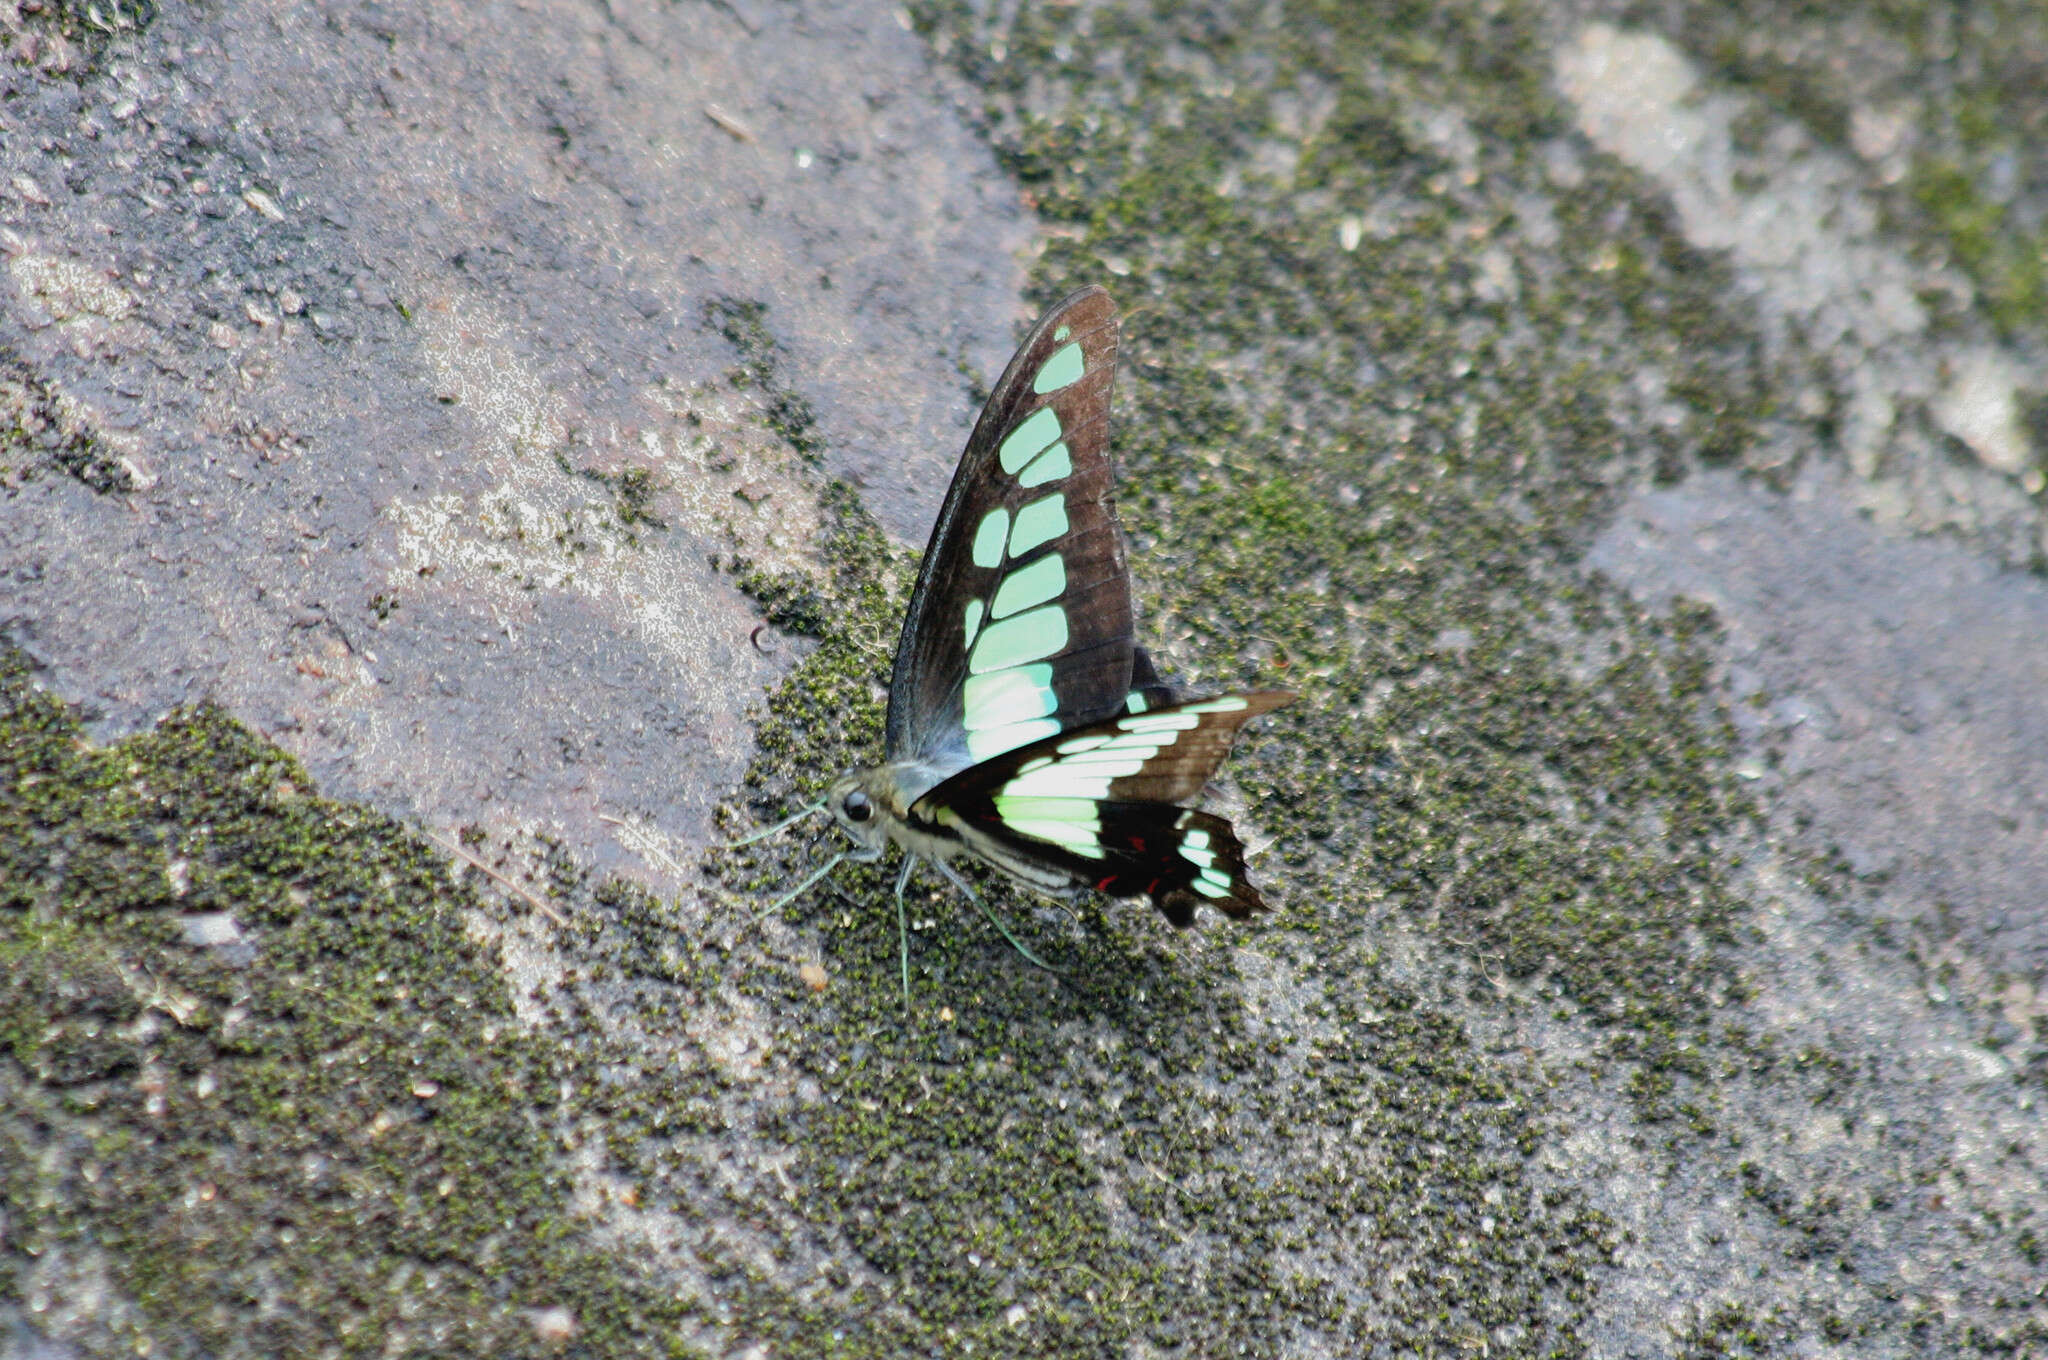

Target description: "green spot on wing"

left=1054, top=748, right=1157, bottom=775
left=999, top=406, right=1063, bottom=475
left=990, top=555, right=1066, bottom=619
left=971, top=509, right=1010, bottom=569
left=963, top=663, right=1057, bottom=729
left=1008, top=494, right=1068, bottom=555
left=994, top=794, right=1096, bottom=824
left=969, top=604, right=1069, bottom=673
left=1032, top=341, right=1086, bottom=394
left=967, top=718, right=1061, bottom=762
left=1005, top=736, right=1158, bottom=797
left=963, top=658, right=1063, bottom=760
left=1018, top=442, right=1073, bottom=488
left=963, top=597, right=985, bottom=648
left=1119, top=713, right=1199, bottom=733
left=994, top=793, right=1103, bottom=855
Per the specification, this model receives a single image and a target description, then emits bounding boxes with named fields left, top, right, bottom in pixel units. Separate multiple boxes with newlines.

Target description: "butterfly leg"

left=930, top=859, right=1063, bottom=978
left=749, top=850, right=846, bottom=923
left=719, top=801, right=826, bottom=849
left=893, top=856, right=916, bottom=1013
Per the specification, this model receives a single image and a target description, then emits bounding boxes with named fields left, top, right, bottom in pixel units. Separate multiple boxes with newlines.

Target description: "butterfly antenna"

left=931, top=860, right=1062, bottom=977
left=719, top=801, right=826, bottom=849
left=892, top=857, right=916, bottom=1013
left=749, top=850, right=847, bottom=924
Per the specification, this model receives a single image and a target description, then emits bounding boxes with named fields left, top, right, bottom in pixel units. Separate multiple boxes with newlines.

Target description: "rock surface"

left=2, top=0, right=1028, bottom=881
left=4, top=1, right=2044, bottom=1357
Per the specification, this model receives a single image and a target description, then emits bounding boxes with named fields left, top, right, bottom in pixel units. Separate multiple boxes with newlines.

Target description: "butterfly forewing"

left=885, top=287, right=1137, bottom=787
left=910, top=691, right=1295, bottom=923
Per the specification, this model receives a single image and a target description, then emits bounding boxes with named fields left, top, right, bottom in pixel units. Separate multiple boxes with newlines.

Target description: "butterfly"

left=735, top=286, right=1293, bottom=1003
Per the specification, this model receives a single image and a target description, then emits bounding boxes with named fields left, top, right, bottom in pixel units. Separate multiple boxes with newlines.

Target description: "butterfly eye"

left=842, top=790, right=873, bottom=823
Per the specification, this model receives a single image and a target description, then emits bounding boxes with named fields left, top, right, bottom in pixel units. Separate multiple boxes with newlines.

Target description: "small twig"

left=431, top=833, right=569, bottom=926
left=597, top=811, right=689, bottom=877
left=703, top=104, right=755, bottom=140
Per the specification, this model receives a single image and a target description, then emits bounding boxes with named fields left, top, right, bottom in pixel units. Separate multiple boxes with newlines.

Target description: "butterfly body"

left=815, top=286, right=1292, bottom=935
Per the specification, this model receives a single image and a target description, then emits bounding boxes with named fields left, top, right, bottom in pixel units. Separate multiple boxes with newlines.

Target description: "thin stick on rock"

left=431, top=833, right=570, bottom=927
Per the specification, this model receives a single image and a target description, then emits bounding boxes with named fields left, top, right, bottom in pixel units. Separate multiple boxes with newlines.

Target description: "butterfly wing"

left=909, top=691, right=1295, bottom=923
left=1125, top=644, right=1180, bottom=714
left=885, top=286, right=1138, bottom=790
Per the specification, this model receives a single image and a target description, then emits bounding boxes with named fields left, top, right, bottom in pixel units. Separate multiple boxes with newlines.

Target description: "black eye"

left=843, top=790, right=872, bottom=823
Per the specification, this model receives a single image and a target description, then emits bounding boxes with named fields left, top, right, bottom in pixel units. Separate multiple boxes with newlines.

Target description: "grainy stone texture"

left=4, top=0, right=2045, bottom=1357
left=1, top=0, right=1029, bottom=881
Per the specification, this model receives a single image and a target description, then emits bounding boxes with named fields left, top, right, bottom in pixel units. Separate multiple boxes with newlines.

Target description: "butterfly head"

left=824, top=768, right=901, bottom=861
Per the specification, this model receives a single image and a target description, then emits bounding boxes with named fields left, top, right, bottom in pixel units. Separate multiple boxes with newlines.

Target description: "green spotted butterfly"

left=739, top=286, right=1292, bottom=1000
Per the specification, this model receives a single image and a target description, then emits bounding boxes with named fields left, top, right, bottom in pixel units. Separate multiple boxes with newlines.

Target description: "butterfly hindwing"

left=966, top=802, right=1268, bottom=925
left=910, top=691, right=1295, bottom=923
left=885, top=287, right=1136, bottom=784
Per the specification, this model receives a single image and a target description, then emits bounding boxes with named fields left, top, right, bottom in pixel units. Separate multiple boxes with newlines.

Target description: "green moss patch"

left=0, top=653, right=702, bottom=1356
